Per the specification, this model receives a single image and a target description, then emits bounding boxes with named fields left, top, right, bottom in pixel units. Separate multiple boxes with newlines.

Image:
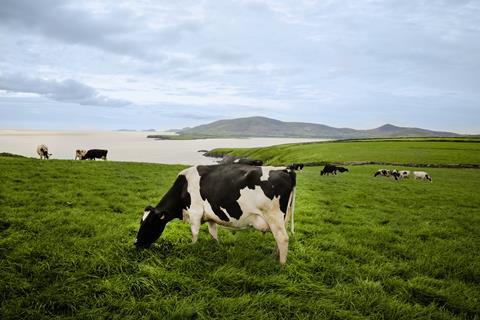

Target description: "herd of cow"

left=36, top=144, right=108, bottom=161
left=319, top=163, right=432, bottom=181
left=373, top=168, right=432, bottom=181
left=35, top=144, right=432, bottom=264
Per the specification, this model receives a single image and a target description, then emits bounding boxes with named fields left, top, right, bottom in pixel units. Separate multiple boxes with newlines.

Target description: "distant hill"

left=176, top=116, right=458, bottom=139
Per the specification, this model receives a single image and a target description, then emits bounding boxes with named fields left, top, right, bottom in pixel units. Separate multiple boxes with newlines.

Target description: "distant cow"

left=375, top=169, right=401, bottom=180
left=81, top=149, right=108, bottom=160
left=321, top=164, right=337, bottom=175
left=374, top=169, right=391, bottom=177
left=135, top=164, right=298, bottom=264
left=413, top=171, right=432, bottom=181
left=289, top=163, right=304, bottom=170
left=75, top=149, right=87, bottom=160
left=391, top=169, right=401, bottom=180
left=36, top=144, right=52, bottom=159
left=399, top=170, right=411, bottom=179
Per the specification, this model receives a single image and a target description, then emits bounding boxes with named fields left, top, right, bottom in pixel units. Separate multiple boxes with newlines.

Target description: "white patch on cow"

left=142, top=210, right=150, bottom=222
left=237, top=185, right=274, bottom=214
left=219, top=206, right=231, bottom=219
left=260, top=167, right=271, bottom=181
left=260, top=166, right=286, bottom=181
left=233, top=159, right=240, bottom=163
left=180, top=167, right=206, bottom=242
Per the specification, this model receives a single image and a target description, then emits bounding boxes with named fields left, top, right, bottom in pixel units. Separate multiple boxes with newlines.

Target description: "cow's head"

left=134, top=205, right=170, bottom=249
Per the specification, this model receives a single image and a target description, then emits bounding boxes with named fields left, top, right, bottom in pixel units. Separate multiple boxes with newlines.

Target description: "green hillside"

left=208, top=138, right=480, bottom=167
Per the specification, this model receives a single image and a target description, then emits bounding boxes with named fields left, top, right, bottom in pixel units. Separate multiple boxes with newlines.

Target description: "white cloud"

left=0, top=74, right=130, bottom=107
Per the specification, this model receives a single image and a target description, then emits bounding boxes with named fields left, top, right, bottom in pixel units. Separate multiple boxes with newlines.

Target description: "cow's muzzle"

left=134, top=239, right=151, bottom=249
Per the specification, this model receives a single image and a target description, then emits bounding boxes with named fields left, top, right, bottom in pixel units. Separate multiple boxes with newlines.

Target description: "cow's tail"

left=285, top=187, right=296, bottom=234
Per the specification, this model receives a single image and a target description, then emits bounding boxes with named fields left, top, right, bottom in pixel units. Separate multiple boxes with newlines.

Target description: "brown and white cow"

left=75, top=149, right=87, bottom=160
left=36, top=144, right=51, bottom=159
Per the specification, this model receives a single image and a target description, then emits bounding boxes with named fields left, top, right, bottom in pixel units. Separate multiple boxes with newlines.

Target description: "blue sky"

left=0, top=0, right=479, bottom=133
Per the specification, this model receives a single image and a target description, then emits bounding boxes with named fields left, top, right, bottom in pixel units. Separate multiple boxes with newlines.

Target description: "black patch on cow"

left=135, top=174, right=191, bottom=248
left=197, top=164, right=296, bottom=221
left=82, top=149, right=108, bottom=160
left=156, top=174, right=191, bottom=218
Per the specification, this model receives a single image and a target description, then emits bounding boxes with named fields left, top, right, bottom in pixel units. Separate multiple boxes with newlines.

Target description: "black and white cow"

left=374, top=169, right=402, bottom=180
left=390, top=169, right=401, bottom=180
left=36, top=144, right=52, bottom=159
left=320, top=164, right=337, bottom=175
left=81, top=149, right=108, bottom=160
left=135, top=164, right=298, bottom=264
left=374, top=169, right=391, bottom=177
left=399, top=170, right=411, bottom=179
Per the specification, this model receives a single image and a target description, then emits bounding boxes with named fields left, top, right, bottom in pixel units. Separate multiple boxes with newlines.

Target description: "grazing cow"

left=399, top=170, right=411, bottom=179
left=390, top=169, right=401, bottom=180
left=135, top=164, right=298, bottom=264
left=75, top=149, right=87, bottom=160
left=289, top=163, right=304, bottom=170
left=36, top=144, right=52, bottom=159
left=321, top=164, right=337, bottom=175
left=374, top=169, right=391, bottom=177
left=81, top=149, right=108, bottom=160
left=336, top=166, right=349, bottom=173
left=413, top=171, right=432, bottom=181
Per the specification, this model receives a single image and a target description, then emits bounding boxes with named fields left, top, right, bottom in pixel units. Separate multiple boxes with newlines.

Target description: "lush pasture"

left=1, top=155, right=479, bottom=319
left=209, top=138, right=480, bottom=166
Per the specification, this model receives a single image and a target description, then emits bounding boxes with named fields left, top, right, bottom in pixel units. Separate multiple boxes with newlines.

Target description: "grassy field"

left=208, top=138, right=480, bottom=167
left=1, top=146, right=480, bottom=319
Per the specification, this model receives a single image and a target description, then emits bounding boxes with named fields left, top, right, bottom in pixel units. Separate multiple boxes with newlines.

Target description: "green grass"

left=1, top=151, right=480, bottom=319
left=208, top=138, right=480, bottom=167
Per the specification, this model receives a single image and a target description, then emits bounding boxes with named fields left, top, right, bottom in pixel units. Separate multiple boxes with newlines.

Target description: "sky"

left=0, top=0, right=479, bottom=133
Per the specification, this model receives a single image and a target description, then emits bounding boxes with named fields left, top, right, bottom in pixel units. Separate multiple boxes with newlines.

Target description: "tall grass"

left=1, top=156, right=479, bottom=319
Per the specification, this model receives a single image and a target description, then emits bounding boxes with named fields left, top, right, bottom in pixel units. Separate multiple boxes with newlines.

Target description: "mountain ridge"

left=176, top=116, right=459, bottom=139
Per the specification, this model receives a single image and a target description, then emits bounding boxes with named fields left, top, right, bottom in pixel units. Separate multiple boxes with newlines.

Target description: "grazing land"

left=1, top=140, right=480, bottom=319
left=207, top=137, right=480, bottom=167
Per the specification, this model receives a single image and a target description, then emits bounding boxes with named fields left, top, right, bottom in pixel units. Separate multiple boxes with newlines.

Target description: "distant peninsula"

left=146, top=116, right=459, bottom=140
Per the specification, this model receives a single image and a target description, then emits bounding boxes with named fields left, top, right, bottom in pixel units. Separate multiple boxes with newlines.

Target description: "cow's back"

left=190, top=164, right=295, bottom=223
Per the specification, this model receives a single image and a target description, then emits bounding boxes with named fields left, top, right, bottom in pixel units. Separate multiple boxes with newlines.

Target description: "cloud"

left=0, top=74, right=130, bottom=107
left=0, top=0, right=202, bottom=60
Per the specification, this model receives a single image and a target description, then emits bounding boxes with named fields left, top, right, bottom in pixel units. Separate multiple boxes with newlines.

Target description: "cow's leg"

left=189, top=211, right=202, bottom=244
left=208, top=221, right=218, bottom=242
left=264, top=211, right=289, bottom=265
